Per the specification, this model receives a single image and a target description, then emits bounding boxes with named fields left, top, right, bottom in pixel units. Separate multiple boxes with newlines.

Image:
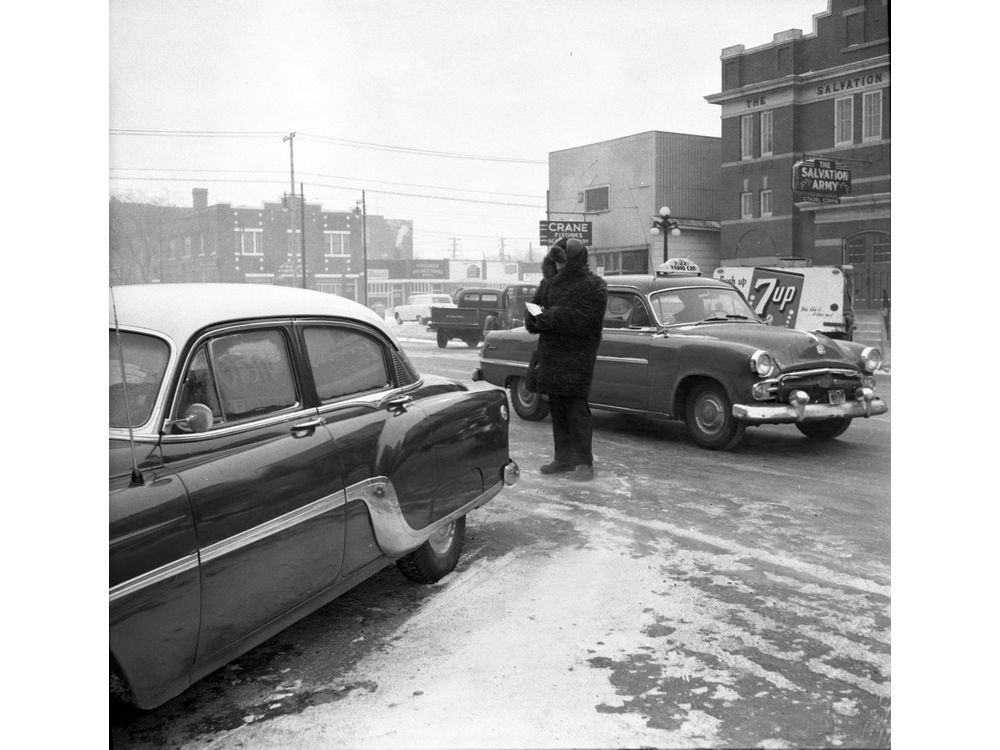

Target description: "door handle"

left=291, top=417, right=325, bottom=432
left=384, top=395, right=412, bottom=412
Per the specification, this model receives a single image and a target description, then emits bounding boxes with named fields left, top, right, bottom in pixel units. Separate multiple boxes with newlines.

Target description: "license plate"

left=828, top=389, right=845, bottom=405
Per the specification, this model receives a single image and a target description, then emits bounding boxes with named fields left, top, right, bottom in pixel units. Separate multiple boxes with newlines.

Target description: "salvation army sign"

left=539, top=220, right=592, bottom=246
left=792, top=159, right=851, bottom=204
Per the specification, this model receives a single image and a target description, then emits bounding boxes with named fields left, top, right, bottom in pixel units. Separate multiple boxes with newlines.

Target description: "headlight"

left=860, top=347, right=882, bottom=373
left=750, top=350, right=778, bottom=378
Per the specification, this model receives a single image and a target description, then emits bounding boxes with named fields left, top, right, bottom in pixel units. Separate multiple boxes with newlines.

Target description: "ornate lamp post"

left=650, top=206, right=681, bottom=263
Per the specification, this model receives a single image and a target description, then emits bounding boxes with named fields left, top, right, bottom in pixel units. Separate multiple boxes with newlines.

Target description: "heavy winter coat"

left=524, top=240, right=607, bottom=397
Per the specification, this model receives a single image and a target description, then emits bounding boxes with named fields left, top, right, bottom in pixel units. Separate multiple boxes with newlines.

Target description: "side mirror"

left=166, top=403, right=215, bottom=434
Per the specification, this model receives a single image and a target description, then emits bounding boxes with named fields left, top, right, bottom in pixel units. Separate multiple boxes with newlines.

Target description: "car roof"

left=110, top=283, right=393, bottom=345
left=605, top=274, right=733, bottom=295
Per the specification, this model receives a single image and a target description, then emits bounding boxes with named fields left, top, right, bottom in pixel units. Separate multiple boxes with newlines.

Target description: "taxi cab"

left=474, top=259, right=887, bottom=450
left=110, top=283, right=519, bottom=709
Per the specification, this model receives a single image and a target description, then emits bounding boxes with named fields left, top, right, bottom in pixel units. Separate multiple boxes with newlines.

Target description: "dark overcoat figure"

left=525, top=238, right=607, bottom=478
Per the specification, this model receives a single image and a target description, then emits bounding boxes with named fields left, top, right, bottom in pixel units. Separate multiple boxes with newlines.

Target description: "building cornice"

left=705, top=55, right=890, bottom=105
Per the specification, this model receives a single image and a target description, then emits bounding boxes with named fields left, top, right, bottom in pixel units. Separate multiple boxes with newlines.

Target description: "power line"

left=109, top=174, right=545, bottom=209
left=110, top=166, right=544, bottom=200
left=110, top=128, right=547, bottom=164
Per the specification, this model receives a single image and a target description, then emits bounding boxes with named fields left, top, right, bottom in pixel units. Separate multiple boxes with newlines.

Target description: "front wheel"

left=796, top=416, right=852, bottom=440
left=436, top=330, right=448, bottom=348
left=418, top=316, right=429, bottom=326
left=510, top=376, right=550, bottom=421
left=396, top=516, right=466, bottom=583
left=685, top=382, right=745, bottom=450
left=394, top=313, right=402, bottom=324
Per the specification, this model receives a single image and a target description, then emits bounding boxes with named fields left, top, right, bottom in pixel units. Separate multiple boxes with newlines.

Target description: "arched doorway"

left=844, top=231, right=890, bottom=311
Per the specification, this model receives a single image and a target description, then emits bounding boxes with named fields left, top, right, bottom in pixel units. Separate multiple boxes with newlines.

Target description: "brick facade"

left=705, top=0, right=890, bottom=310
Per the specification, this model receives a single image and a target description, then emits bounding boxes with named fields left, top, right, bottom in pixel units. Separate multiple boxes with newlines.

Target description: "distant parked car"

left=394, top=293, right=455, bottom=325
left=473, top=259, right=887, bottom=450
left=110, top=283, right=519, bottom=709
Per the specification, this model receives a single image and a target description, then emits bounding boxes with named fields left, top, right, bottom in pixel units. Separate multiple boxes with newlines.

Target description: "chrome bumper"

left=733, top=396, right=888, bottom=424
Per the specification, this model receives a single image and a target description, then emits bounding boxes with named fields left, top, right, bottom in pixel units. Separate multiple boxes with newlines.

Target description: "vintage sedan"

left=110, top=283, right=519, bottom=709
left=473, top=260, right=887, bottom=451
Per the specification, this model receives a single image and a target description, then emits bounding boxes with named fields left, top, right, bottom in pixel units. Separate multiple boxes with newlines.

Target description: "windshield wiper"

left=694, top=313, right=752, bottom=325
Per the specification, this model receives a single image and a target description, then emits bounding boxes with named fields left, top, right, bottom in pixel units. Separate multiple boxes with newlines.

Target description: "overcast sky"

left=110, top=0, right=824, bottom=260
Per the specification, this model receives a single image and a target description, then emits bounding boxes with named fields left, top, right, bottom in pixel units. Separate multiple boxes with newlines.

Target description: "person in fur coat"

left=524, top=237, right=607, bottom=481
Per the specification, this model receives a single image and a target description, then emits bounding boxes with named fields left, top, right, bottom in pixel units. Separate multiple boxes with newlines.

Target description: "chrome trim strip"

left=348, top=476, right=504, bottom=557
left=159, top=406, right=318, bottom=442
left=109, top=553, right=199, bottom=603
left=479, top=358, right=529, bottom=370
left=200, top=491, right=347, bottom=563
left=597, top=355, right=648, bottom=365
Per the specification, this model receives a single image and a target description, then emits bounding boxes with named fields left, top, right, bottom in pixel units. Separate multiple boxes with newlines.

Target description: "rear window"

left=432, top=295, right=453, bottom=304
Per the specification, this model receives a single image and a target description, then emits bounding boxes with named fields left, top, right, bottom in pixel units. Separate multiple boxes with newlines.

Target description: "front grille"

left=775, top=368, right=861, bottom=404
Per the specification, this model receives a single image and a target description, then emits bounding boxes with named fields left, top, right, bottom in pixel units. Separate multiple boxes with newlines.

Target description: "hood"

left=672, top=322, right=861, bottom=370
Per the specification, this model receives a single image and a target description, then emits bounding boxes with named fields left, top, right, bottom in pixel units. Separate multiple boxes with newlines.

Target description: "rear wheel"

left=436, top=330, right=448, bottom=348
left=796, top=416, right=852, bottom=440
left=685, top=382, right=745, bottom=450
left=396, top=516, right=466, bottom=583
left=510, top=376, right=550, bottom=420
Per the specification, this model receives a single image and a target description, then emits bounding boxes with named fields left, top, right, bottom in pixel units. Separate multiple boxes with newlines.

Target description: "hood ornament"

left=816, top=343, right=826, bottom=355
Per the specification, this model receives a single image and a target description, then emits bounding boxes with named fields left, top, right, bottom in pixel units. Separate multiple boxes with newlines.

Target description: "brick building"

left=111, top=188, right=414, bottom=308
left=705, top=0, right=890, bottom=310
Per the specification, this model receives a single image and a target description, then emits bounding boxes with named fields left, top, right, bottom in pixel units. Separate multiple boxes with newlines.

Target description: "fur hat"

left=547, top=238, right=568, bottom=264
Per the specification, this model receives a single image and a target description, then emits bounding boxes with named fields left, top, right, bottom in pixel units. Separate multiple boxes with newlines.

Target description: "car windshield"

left=649, top=287, right=760, bottom=326
left=109, top=331, right=170, bottom=428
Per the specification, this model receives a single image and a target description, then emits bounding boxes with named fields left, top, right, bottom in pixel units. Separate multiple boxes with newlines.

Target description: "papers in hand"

left=524, top=302, right=543, bottom=317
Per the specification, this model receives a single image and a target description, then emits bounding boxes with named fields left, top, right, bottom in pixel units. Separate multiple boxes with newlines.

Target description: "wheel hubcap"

left=427, top=521, right=455, bottom=554
left=516, top=381, right=536, bottom=407
left=696, top=395, right=725, bottom=434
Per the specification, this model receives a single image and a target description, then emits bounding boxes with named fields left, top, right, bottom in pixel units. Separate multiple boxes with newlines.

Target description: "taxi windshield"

left=649, top=287, right=759, bottom=326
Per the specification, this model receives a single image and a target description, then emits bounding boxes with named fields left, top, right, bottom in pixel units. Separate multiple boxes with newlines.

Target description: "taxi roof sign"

left=656, top=258, right=701, bottom=277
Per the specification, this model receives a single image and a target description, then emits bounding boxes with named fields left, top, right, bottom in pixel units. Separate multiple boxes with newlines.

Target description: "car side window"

left=304, top=326, right=391, bottom=401
left=174, top=329, right=298, bottom=432
left=604, top=293, right=650, bottom=329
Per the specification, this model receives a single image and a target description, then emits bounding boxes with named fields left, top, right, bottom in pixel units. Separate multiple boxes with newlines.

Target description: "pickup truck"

left=429, top=284, right=537, bottom=348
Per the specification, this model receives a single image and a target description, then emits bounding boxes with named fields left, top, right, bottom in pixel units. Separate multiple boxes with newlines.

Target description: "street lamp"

left=650, top=206, right=681, bottom=263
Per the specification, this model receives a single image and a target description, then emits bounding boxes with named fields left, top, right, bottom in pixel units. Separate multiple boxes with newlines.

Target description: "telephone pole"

left=299, top=182, right=306, bottom=289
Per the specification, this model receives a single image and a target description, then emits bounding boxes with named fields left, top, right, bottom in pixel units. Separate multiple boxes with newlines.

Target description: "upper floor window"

left=740, top=192, right=753, bottom=219
left=324, top=230, right=350, bottom=257
left=741, top=115, right=754, bottom=160
left=183, top=237, right=192, bottom=258
left=236, top=227, right=263, bottom=256
left=760, top=190, right=773, bottom=218
left=584, top=186, right=609, bottom=212
left=835, top=97, right=854, bottom=146
left=862, top=90, right=883, bottom=141
left=760, top=111, right=773, bottom=156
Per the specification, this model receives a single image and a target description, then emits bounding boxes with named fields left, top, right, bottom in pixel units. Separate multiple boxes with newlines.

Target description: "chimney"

left=192, top=188, right=208, bottom=210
